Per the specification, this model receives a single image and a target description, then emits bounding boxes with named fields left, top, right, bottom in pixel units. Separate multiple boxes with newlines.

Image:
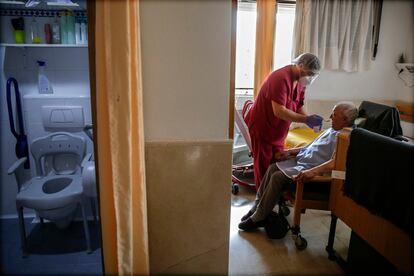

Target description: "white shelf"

left=0, top=1, right=25, bottom=4
left=0, top=0, right=81, bottom=8
left=46, top=1, right=79, bottom=7
left=395, top=63, right=414, bottom=73
left=395, top=63, right=414, bottom=87
left=0, top=43, right=88, bottom=47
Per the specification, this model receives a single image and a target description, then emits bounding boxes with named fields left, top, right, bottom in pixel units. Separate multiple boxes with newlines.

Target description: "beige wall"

left=140, top=0, right=233, bottom=274
left=140, top=0, right=232, bottom=141
left=307, top=0, right=414, bottom=104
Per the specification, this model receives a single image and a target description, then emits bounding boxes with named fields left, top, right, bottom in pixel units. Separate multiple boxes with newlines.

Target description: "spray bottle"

left=37, top=60, right=53, bottom=94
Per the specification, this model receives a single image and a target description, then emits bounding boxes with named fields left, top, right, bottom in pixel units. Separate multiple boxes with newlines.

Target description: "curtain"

left=371, top=0, right=383, bottom=59
left=94, top=0, right=149, bottom=274
left=253, top=0, right=276, bottom=99
left=292, top=0, right=375, bottom=72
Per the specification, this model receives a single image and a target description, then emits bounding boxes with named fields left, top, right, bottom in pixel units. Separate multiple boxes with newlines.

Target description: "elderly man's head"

left=330, top=102, right=358, bottom=130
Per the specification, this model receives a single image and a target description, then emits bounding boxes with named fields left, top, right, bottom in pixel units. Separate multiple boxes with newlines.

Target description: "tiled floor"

left=1, top=185, right=350, bottom=275
left=0, top=217, right=103, bottom=275
left=228, top=185, right=351, bottom=275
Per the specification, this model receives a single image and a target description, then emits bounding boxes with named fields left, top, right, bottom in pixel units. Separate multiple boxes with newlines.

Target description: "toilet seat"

left=17, top=174, right=83, bottom=210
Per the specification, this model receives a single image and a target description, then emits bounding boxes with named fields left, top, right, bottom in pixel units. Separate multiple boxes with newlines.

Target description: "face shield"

left=299, top=72, right=319, bottom=86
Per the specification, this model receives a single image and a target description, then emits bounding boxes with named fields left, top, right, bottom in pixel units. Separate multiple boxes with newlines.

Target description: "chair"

left=82, top=124, right=98, bottom=222
left=289, top=175, right=333, bottom=250
left=8, top=132, right=92, bottom=256
left=290, top=101, right=408, bottom=249
left=357, top=101, right=403, bottom=138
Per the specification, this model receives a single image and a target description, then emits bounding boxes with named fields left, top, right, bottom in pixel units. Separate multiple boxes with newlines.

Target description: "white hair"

left=336, top=101, right=358, bottom=126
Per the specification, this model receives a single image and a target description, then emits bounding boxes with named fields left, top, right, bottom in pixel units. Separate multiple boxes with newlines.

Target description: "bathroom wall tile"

left=3, top=67, right=35, bottom=88
left=23, top=98, right=63, bottom=124
left=0, top=16, right=13, bottom=43
left=52, top=48, right=89, bottom=70
left=3, top=48, right=90, bottom=97
left=4, top=70, right=90, bottom=98
left=25, top=48, right=56, bottom=70
left=53, top=70, right=90, bottom=95
left=3, top=47, right=26, bottom=70
left=145, top=140, right=232, bottom=274
left=3, top=68, right=38, bottom=99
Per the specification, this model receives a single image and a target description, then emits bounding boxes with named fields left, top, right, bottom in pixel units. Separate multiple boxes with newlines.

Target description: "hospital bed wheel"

left=232, top=183, right=239, bottom=195
left=295, top=236, right=308, bottom=250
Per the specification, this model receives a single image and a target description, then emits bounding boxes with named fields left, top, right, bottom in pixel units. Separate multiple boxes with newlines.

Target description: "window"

left=235, top=1, right=256, bottom=108
left=235, top=1, right=296, bottom=104
left=234, top=1, right=296, bottom=149
left=273, top=3, right=296, bottom=70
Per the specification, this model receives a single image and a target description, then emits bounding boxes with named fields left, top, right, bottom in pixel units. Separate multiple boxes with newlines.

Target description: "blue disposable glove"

left=305, top=114, right=323, bottom=129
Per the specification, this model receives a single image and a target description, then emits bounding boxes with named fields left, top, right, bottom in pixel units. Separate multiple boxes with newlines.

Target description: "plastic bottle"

left=75, top=18, right=81, bottom=44
left=66, top=11, right=76, bottom=44
left=60, top=11, right=68, bottom=44
left=80, top=19, right=87, bottom=44
left=37, top=60, right=53, bottom=94
left=84, top=20, right=88, bottom=44
left=44, top=23, right=52, bottom=44
left=30, top=17, right=41, bottom=44
left=52, top=15, right=61, bottom=44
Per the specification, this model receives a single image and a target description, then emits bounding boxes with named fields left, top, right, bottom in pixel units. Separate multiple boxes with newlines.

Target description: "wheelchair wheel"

left=232, top=183, right=239, bottom=195
left=294, top=236, right=308, bottom=250
left=281, top=205, right=290, bottom=217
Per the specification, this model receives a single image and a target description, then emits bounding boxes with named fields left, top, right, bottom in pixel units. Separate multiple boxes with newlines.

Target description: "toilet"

left=21, top=93, right=96, bottom=225
left=17, top=175, right=82, bottom=228
left=28, top=131, right=86, bottom=220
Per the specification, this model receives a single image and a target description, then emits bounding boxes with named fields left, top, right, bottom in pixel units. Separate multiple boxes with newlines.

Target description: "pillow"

left=354, top=117, right=367, bottom=128
left=285, top=128, right=323, bottom=149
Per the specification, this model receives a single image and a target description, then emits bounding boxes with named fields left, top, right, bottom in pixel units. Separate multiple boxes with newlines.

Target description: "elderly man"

left=239, top=102, right=358, bottom=231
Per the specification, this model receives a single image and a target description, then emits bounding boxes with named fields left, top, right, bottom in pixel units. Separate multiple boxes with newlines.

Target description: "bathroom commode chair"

left=8, top=132, right=92, bottom=256
left=82, top=124, right=98, bottom=221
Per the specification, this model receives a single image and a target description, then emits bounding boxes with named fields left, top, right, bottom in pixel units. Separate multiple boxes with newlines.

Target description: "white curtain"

left=292, top=0, right=375, bottom=72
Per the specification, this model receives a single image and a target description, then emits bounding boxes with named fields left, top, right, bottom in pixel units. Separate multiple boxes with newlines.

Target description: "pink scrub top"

left=245, top=65, right=305, bottom=149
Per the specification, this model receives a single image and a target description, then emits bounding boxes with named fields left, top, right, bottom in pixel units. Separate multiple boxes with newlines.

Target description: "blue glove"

left=305, top=114, right=323, bottom=128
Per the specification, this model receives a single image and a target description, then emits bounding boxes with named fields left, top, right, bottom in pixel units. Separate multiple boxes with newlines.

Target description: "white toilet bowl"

left=17, top=174, right=83, bottom=227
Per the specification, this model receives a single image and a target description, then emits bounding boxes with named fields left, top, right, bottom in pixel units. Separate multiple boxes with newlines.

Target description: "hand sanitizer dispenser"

left=37, top=60, right=53, bottom=94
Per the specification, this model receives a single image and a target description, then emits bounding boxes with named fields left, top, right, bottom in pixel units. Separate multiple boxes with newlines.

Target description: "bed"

left=327, top=128, right=414, bottom=274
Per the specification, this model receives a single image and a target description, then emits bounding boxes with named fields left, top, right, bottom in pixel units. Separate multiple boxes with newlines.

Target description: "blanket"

left=358, top=101, right=402, bottom=138
left=344, top=128, right=414, bottom=238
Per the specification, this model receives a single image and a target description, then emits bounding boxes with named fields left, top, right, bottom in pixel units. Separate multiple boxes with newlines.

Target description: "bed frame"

left=326, top=129, right=414, bottom=274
